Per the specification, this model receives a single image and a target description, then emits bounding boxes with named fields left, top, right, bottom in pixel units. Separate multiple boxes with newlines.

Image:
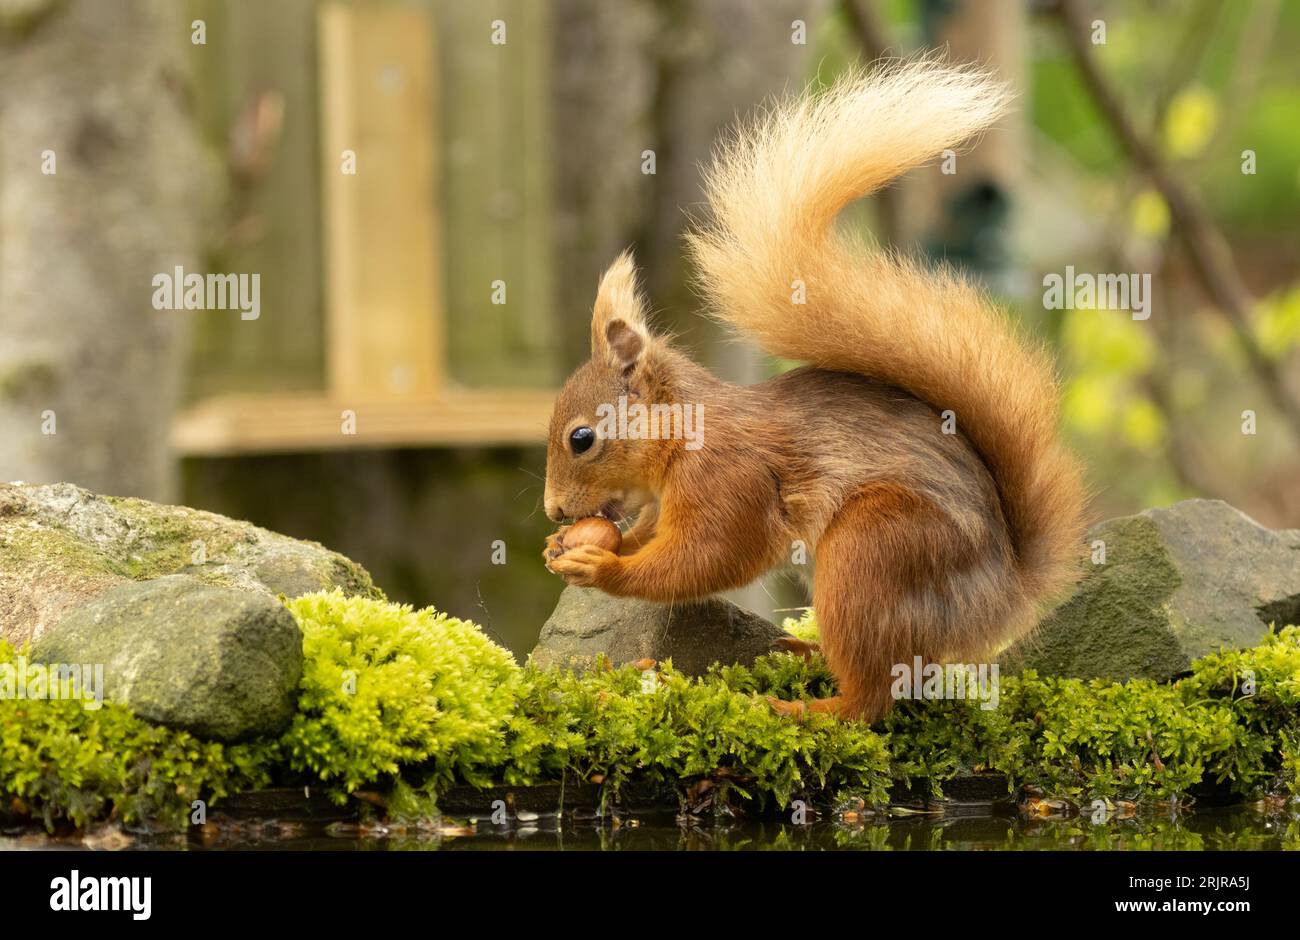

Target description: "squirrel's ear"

left=591, top=250, right=650, bottom=367
left=603, top=318, right=667, bottom=399
left=604, top=319, right=645, bottom=373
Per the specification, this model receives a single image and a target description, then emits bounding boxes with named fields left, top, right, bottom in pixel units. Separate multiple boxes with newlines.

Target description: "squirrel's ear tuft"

left=591, top=250, right=650, bottom=366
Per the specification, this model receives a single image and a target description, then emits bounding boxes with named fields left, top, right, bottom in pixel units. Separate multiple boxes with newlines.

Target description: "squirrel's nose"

left=545, top=502, right=565, bottom=523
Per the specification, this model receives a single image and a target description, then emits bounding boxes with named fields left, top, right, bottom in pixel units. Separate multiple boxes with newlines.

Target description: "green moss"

left=1003, top=516, right=1189, bottom=680
left=500, top=654, right=889, bottom=811
left=2, top=588, right=1297, bottom=833
left=105, top=496, right=382, bottom=597
left=781, top=608, right=820, bottom=642
left=280, top=591, right=521, bottom=797
left=886, top=626, right=1300, bottom=803
left=321, top=555, right=384, bottom=600
left=0, top=500, right=234, bottom=586
left=102, top=496, right=239, bottom=582
left=0, top=641, right=274, bottom=830
left=2, top=491, right=377, bottom=599
left=0, top=525, right=117, bottom=579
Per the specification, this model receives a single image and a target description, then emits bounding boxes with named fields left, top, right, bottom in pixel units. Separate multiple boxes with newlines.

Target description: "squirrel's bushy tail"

left=686, top=58, right=1085, bottom=606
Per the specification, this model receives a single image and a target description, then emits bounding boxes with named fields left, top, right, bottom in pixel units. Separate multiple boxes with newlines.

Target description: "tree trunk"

left=0, top=0, right=216, bottom=500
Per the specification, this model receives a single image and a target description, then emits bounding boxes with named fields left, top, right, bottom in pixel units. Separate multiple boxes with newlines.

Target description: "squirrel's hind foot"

left=765, top=695, right=846, bottom=720
left=771, top=636, right=822, bottom=660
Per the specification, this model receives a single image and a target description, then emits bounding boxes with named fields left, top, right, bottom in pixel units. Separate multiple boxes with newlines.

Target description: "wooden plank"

left=319, top=3, right=443, bottom=399
left=171, top=390, right=555, bottom=455
left=433, top=0, right=560, bottom=387
left=187, top=0, right=325, bottom=400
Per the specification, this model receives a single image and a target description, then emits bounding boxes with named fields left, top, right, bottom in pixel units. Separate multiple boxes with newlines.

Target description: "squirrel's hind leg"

left=805, top=482, right=978, bottom=723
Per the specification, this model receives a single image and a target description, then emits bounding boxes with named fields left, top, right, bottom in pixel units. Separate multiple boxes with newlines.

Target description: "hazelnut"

left=561, top=516, right=623, bottom=554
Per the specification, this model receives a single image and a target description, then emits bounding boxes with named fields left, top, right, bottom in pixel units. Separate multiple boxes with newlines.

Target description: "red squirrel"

left=542, top=60, right=1087, bottom=722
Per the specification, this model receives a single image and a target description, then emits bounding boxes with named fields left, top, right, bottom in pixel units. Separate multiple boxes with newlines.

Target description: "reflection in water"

left=6, top=804, right=1296, bottom=851
left=438, top=806, right=1299, bottom=852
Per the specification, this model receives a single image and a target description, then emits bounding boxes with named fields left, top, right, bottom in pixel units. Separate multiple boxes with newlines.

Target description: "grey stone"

left=531, top=586, right=785, bottom=676
left=31, top=574, right=303, bottom=741
left=0, top=481, right=379, bottom=649
left=1003, top=499, right=1300, bottom=682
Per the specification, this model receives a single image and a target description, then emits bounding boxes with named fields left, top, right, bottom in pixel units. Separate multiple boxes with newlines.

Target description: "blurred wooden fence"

left=175, top=0, right=559, bottom=454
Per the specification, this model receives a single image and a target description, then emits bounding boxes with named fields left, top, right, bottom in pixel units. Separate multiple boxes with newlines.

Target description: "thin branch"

left=1048, top=0, right=1300, bottom=440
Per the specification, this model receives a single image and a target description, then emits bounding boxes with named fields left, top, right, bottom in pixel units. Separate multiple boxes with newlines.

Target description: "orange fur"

left=543, top=59, right=1087, bottom=722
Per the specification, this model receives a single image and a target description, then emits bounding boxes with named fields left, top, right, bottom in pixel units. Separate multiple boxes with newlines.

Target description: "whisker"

left=523, top=493, right=545, bottom=521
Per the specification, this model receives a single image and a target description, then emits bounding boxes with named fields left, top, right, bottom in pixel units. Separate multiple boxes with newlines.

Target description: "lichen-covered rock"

left=0, top=481, right=380, bottom=649
left=31, top=575, right=303, bottom=740
left=1002, top=499, right=1300, bottom=681
left=531, top=586, right=785, bottom=676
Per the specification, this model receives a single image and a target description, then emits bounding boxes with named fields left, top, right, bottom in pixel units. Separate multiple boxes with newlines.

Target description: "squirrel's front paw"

left=542, top=526, right=571, bottom=570
left=548, top=543, right=620, bottom=589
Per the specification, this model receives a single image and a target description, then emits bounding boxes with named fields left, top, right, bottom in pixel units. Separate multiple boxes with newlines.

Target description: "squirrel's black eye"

left=569, top=426, right=596, bottom=455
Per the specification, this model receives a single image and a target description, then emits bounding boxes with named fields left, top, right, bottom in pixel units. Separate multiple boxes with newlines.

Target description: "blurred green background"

left=2, top=0, right=1297, bottom=656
